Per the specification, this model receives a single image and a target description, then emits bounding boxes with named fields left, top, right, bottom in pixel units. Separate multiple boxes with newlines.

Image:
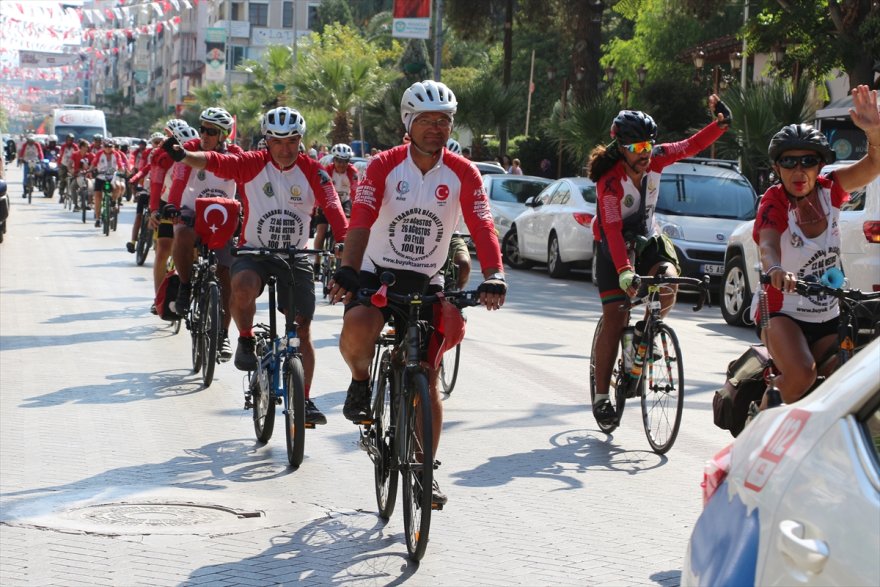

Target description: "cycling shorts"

left=595, top=234, right=680, bottom=304
left=135, top=191, right=150, bottom=216
left=231, top=254, right=315, bottom=320
left=756, top=314, right=838, bottom=347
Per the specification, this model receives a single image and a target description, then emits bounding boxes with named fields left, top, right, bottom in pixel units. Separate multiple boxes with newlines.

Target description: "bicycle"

left=438, top=242, right=464, bottom=394
left=75, top=173, right=90, bottom=224
left=356, top=275, right=479, bottom=560
left=187, top=240, right=223, bottom=388
left=134, top=191, right=153, bottom=266
left=316, top=228, right=338, bottom=299
left=236, top=245, right=322, bottom=468
left=589, top=270, right=709, bottom=454
left=96, top=176, right=118, bottom=236
left=24, top=159, right=37, bottom=204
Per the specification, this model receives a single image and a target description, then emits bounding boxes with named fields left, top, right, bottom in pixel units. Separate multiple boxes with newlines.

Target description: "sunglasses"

left=199, top=126, right=221, bottom=136
left=413, top=117, right=452, bottom=129
left=623, top=141, right=654, bottom=154
left=777, top=155, right=821, bottom=169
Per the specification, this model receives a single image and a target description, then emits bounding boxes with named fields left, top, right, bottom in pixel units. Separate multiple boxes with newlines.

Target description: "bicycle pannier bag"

left=712, top=345, right=771, bottom=437
left=154, top=270, right=181, bottom=321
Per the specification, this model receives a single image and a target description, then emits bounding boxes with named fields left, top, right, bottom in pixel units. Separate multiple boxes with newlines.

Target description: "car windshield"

left=658, top=173, right=755, bottom=220
left=54, top=126, right=105, bottom=143
left=490, top=178, right=550, bottom=204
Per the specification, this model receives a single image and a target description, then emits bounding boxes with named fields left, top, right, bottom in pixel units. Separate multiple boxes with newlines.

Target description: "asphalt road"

left=0, top=164, right=757, bottom=586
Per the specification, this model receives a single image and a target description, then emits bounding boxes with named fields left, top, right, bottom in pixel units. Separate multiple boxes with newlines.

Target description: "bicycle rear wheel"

left=284, top=356, right=306, bottom=468
left=439, top=344, right=461, bottom=394
left=641, top=323, right=684, bottom=454
left=102, top=199, right=110, bottom=236
left=135, top=220, right=152, bottom=266
left=110, top=204, right=118, bottom=232
left=588, top=317, right=626, bottom=433
left=373, top=351, right=398, bottom=519
left=200, top=282, right=220, bottom=387
left=80, top=188, right=88, bottom=224
left=251, top=346, right=275, bottom=442
left=400, top=370, right=433, bottom=561
left=190, top=286, right=203, bottom=375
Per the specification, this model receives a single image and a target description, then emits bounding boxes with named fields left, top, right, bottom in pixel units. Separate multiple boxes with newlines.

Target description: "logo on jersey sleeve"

left=435, top=184, right=450, bottom=201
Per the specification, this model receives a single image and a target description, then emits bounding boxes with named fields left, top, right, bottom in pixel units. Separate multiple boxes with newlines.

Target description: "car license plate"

left=702, top=263, right=724, bottom=276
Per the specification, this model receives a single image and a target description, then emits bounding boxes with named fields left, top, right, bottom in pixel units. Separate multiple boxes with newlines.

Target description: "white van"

left=50, top=105, right=107, bottom=142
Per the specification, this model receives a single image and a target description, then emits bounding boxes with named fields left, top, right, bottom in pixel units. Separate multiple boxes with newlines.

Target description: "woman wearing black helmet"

left=753, top=84, right=880, bottom=407
left=587, top=95, right=731, bottom=426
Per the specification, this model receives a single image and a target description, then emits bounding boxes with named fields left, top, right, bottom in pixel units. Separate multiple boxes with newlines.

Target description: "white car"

left=483, top=174, right=553, bottom=238
left=502, top=176, right=597, bottom=278
left=682, top=338, right=880, bottom=587
left=720, top=162, right=880, bottom=326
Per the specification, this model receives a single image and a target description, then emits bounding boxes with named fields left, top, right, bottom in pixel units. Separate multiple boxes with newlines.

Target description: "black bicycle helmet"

left=768, top=123, right=835, bottom=164
left=610, top=110, right=658, bottom=144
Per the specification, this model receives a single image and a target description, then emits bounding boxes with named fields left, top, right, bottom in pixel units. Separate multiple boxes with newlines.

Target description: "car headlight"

left=661, top=222, right=684, bottom=240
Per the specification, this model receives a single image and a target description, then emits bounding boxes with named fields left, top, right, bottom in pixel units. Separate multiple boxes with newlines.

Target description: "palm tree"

left=455, top=77, right=521, bottom=160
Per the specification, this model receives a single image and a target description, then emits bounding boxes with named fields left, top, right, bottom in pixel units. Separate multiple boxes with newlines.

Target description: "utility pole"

left=433, top=0, right=443, bottom=81
left=225, top=0, right=232, bottom=95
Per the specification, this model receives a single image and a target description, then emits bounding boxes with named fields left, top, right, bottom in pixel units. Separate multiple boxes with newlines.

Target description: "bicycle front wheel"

left=135, top=221, right=152, bottom=266
left=400, top=370, right=433, bottom=561
left=284, top=356, right=306, bottom=468
left=190, top=287, right=203, bottom=375
left=251, top=351, right=275, bottom=443
left=439, top=344, right=461, bottom=394
left=589, top=317, right=625, bottom=433
left=102, top=200, right=110, bottom=236
left=200, top=282, right=220, bottom=387
left=373, top=352, right=398, bottom=519
left=80, top=189, right=88, bottom=223
left=641, top=323, right=685, bottom=454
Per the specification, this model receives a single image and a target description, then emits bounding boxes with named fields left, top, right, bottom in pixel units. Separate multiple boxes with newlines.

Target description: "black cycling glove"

left=477, top=276, right=507, bottom=296
left=162, top=136, right=186, bottom=162
left=332, top=265, right=360, bottom=293
left=714, top=99, right=732, bottom=127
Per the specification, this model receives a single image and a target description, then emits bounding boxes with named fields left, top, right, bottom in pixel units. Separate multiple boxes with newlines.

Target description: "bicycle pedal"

left=431, top=502, right=444, bottom=511
left=304, top=422, right=316, bottom=429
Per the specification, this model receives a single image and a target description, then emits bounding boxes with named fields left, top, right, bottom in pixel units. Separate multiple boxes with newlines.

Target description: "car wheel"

left=721, top=255, right=751, bottom=327
left=502, top=227, right=534, bottom=270
left=591, top=242, right=599, bottom=287
left=547, top=233, right=570, bottom=278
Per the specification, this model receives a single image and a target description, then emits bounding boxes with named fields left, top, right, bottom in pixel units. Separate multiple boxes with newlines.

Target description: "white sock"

left=594, top=394, right=609, bottom=404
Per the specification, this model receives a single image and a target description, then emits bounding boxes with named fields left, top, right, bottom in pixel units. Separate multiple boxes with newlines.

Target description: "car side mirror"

left=525, top=197, right=542, bottom=208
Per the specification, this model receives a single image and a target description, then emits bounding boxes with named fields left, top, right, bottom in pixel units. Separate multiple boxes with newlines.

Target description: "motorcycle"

left=0, top=178, right=9, bottom=243
left=41, top=158, right=59, bottom=199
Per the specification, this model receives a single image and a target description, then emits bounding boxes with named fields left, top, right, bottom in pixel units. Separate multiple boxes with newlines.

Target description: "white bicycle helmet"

left=172, top=125, right=199, bottom=144
left=48, top=134, right=58, bottom=143
left=199, top=107, right=234, bottom=131
left=400, top=80, right=457, bottom=132
left=150, top=131, right=165, bottom=142
left=261, top=107, right=306, bottom=138
left=446, top=139, right=462, bottom=155
left=330, top=143, right=354, bottom=160
left=165, top=118, right=189, bottom=136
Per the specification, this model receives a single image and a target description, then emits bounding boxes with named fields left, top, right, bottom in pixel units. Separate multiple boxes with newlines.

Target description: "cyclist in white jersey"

left=328, top=80, right=507, bottom=506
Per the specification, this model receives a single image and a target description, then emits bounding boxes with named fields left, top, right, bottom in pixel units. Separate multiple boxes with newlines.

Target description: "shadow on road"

left=0, top=324, right=176, bottom=351
left=451, top=428, right=667, bottom=491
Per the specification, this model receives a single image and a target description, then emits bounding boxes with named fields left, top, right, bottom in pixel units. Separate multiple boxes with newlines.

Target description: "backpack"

left=712, top=345, right=772, bottom=437
left=154, top=270, right=181, bottom=321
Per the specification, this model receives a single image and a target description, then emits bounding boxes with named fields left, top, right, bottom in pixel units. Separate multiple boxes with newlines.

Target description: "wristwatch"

left=487, top=272, right=506, bottom=281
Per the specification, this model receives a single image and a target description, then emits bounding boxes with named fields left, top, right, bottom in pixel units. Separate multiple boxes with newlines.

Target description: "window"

left=231, top=1, right=244, bottom=20
left=579, top=184, right=597, bottom=203
left=228, top=45, right=247, bottom=69
left=283, top=1, right=293, bottom=28
left=658, top=173, right=756, bottom=220
left=248, top=2, right=268, bottom=27
left=490, top=178, right=551, bottom=204
left=550, top=183, right=571, bottom=205
left=307, top=2, right=320, bottom=30
left=859, top=395, right=880, bottom=471
left=538, top=184, right=558, bottom=206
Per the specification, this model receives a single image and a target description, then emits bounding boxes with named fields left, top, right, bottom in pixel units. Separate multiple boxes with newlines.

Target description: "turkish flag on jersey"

left=194, top=197, right=241, bottom=250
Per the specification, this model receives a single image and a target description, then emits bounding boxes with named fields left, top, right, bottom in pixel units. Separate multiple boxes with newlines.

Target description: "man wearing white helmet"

left=88, top=137, right=127, bottom=227
left=329, top=80, right=507, bottom=506
left=164, top=106, right=348, bottom=426
left=17, top=135, right=44, bottom=197
left=166, top=107, right=242, bottom=362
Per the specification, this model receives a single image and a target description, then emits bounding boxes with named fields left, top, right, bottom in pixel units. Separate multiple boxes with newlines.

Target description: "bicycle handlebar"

left=759, top=272, right=880, bottom=303
left=233, top=246, right=325, bottom=259
left=357, top=286, right=481, bottom=310
left=629, top=272, right=710, bottom=312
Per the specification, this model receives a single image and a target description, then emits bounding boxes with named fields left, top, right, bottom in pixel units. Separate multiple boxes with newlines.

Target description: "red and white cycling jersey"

left=92, top=149, right=126, bottom=178
left=350, top=144, right=501, bottom=277
left=593, top=121, right=726, bottom=272
left=203, top=150, right=347, bottom=249
left=59, top=142, right=76, bottom=169
left=168, top=138, right=243, bottom=210
left=751, top=175, right=847, bottom=323
left=323, top=162, right=358, bottom=203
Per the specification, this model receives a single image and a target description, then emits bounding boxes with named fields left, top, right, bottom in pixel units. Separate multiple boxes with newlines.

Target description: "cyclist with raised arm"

left=168, top=107, right=242, bottom=363
left=588, top=96, right=730, bottom=426
left=328, top=80, right=506, bottom=506
left=130, top=121, right=184, bottom=305
left=754, top=85, right=880, bottom=407
left=164, top=106, right=348, bottom=426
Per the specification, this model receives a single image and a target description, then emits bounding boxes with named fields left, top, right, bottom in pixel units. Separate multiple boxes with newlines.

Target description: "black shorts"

left=135, top=191, right=150, bottom=216
left=757, top=314, right=838, bottom=347
left=595, top=234, right=680, bottom=304
left=232, top=254, right=315, bottom=320
left=345, top=268, right=439, bottom=323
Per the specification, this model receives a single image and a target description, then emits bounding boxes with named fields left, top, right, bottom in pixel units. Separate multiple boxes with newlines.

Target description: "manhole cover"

left=55, top=502, right=263, bottom=534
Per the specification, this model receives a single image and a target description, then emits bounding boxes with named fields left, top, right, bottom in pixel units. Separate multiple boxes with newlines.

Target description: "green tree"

left=312, top=0, right=354, bottom=34
left=455, top=76, right=522, bottom=160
